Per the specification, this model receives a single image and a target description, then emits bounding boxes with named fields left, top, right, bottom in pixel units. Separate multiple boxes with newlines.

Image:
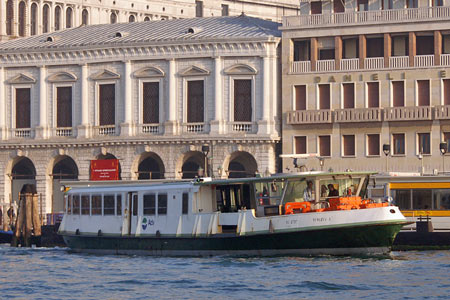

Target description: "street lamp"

left=418, top=153, right=423, bottom=175
left=201, top=145, right=210, bottom=177
left=318, top=157, right=324, bottom=171
left=383, top=144, right=390, bottom=172
left=440, top=142, right=447, bottom=174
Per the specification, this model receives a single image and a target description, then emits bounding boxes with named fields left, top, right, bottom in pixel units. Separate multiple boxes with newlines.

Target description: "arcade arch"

left=180, top=151, right=205, bottom=179
left=137, top=153, right=165, bottom=180
left=226, top=151, right=258, bottom=178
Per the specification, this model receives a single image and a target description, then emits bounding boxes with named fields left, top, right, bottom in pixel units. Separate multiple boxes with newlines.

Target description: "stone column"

left=0, top=67, right=5, bottom=140
left=335, top=36, right=342, bottom=71
left=310, top=37, right=317, bottom=72
left=0, top=0, right=7, bottom=37
left=13, top=0, right=19, bottom=36
left=164, top=59, right=178, bottom=135
left=359, top=34, right=366, bottom=69
left=121, top=60, right=133, bottom=136
left=210, top=56, right=223, bottom=134
left=409, top=32, right=416, bottom=67
left=257, top=56, right=272, bottom=135
left=77, top=64, right=91, bottom=138
left=384, top=33, right=391, bottom=68
left=35, top=66, right=48, bottom=139
left=435, top=30, right=442, bottom=66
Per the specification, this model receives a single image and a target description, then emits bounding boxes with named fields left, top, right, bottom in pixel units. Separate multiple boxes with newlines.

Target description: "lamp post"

left=383, top=144, right=390, bottom=173
left=440, top=142, right=447, bottom=174
left=318, top=157, right=324, bottom=171
left=201, top=145, right=210, bottom=177
left=418, top=153, right=423, bottom=175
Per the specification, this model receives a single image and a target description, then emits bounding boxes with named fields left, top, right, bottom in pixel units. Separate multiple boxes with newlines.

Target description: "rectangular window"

left=234, top=79, right=252, bottom=122
left=16, top=88, right=31, bottom=128
left=104, top=195, right=115, bottom=215
left=367, top=37, right=384, bottom=58
left=319, top=135, right=331, bottom=157
left=418, top=133, right=431, bottom=155
left=221, top=4, right=229, bottom=16
left=182, top=193, right=189, bottom=214
left=343, top=83, right=354, bottom=109
left=407, top=0, right=418, bottom=8
left=334, top=0, right=345, bottom=12
left=310, top=1, right=322, bottom=14
left=392, top=81, right=404, bottom=107
left=416, top=36, right=434, bottom=55
left=367, top=134, right=380, bottom=156
left=132, top=194, right=138, bottom=216
left=143, top=82, right=159, bottom=124
left=91, top=195, right=102, bottom=215
left=434, top=0, right=444, bottom=6
left=116, top=194, right=122, bottom=216
left=73, top=195, right=80, bottom=215
left=343, top=135, right=355, bottom=156
left=67, top=195, right=72, bottom=214
left=343, top=37, right=359, bottom=59
left=81, top=195, right=90, bottom=215
left=367, top=82, right=380, bottom=108
left=295, top=136, right=307, bottom=154
left=187, top=80, right=204, bottom=123
left=158, top=194, right=168, bottom=215
left=392, top=36, right=408, bottom=56
left=293, top=40, right=310, bottom=62
left=444, top=132, right=450, bottom=153
left=295, top=85, right=306, bottom=110
left=357, top=0, right=368, bottom=11
left=319, top=84, right=330, bottom=109
left=444, top=79, right=450, bottom=105
left=56, top=86, right=72, bottom=127
left=382, top=0, right=393, bottom=9
left=195, top=1, right=203, bottom=17
left=417, top=80, right=430, bottom=106
left=393, top=133, right=405, bottom=155
left=393, top=190, right=411, bottom=210
left=413, top=189, right=432, bottom=209
left=143, top=194, right=156, bottom=215
left=99, top=84, right=115, bottom=125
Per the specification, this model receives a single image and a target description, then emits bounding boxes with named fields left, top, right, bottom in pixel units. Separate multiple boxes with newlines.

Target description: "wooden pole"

left=24, top=193, right=33, bottom=247
left=40, top=193, right=43, bottom=226
left=11, top=193, right=24, bottom=247
left=32, top=194, right=41, bottom=237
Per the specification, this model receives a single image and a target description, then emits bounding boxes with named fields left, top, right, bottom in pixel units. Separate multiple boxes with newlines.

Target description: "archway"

left=181, top=151, right=205, bottom=179
left=31, top=3, right=38, bottom=35
left=6, top=0, right=13, bottom=35
left=43, top=4, right=50, bottom=33
left=138, top=153, right=165, bottom=180
left=55, top=6, right=61, bottom=30
left=51, top=156, right=78, bottom=214
left=66, top=7, right=73, bottom=28
left=18, top=1, right=26, bottom=36
left=82, top=9, right=89, bottom=25
left=110, top=12, right=117, bottom=24
left=11, top=157, right=36, bottom=207
left=227, top=152, right=258, bottom=178
left=96, top=153, right=121, bottom=180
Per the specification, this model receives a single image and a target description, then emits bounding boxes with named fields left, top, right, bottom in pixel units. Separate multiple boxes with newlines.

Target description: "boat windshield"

left=254, top=180, right=285, bottom=206
left=282, top=179, right=307, bottom=204
left=319, top=177, right=362, bottom=200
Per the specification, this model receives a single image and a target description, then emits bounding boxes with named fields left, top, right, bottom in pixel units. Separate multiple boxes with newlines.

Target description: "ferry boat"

left=58, top=172, right=409, bottom=256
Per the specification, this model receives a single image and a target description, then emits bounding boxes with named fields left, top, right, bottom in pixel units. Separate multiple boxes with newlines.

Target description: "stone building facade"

left=281, top=0, right=450, bottom=174
left=0, top=0, right=300, bottom=41
left=0, top=15, right=281, bottom=216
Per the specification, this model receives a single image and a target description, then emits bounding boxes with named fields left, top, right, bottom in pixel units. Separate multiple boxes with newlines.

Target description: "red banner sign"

left=90, top=159, right=119, bottom=181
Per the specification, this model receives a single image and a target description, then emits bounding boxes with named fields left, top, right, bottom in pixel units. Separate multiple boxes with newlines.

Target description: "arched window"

left=18, top=1, right=26, bottom=37
left=144, top=16, right=150, bottom=21
left=82, top=9, right=89, bottom=25
left=129, top=15, right=135, bottom=23
left=43, top=4, right=50, bottom=33
left=6, top=0, right=13, bottom=35
left=110, top=12, right=117, bottom=24
left=55, top=6, right=61, bottom=31
left=31, top=3, right=38, bottom=35
left=66, top=7, right=73, bottom=28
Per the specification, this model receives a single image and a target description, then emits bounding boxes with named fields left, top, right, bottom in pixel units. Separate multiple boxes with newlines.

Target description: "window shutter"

left=234, top=79, right=252, bottom=122
left=295, top=85, right=306, bottom=110
left=187, top=80, right=204, bottom=123
left=143, top=82, right=159, bottom=124
left=392, top=81, right=404, bottom=107
left=367, top=82, right=379, bottom=108
left=16, top=88, right=31, bottom=128
left=343, top=83, right=354, bottom=109
left=417, top=80, right=430, bottom=106
left=99, top=84, right=115, bottom=126
left=319, top=84, right=330, bottom=109
left=57, top=87, right=72, bottom=127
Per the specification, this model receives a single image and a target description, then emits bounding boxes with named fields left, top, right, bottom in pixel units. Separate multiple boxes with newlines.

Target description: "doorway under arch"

left=11, top=157, right=37, bottom=206
left=138, top=153, right=165, bottom=179
left=227, top=152, right=258, bottom=178
left=51, top=156, right=78, bottom=214
left=181, top=151, right=205, bottom=179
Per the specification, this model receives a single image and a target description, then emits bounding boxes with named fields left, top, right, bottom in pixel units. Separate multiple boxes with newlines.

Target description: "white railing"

left=142, top=124, right=159, bottom=134
left=340, top=58, right=359, bottom=71
left=389, top=56, right=409, bottom=69
left=286, top=110, right=332, bottom=124
left=316, top=60, right=335, bottom=72
left=55, top=127, right=73, bottom=137
left=96, top=125, right=116, bottom=136
left=414, top=55, right=434, bottom=67
left=440, top=54, right=450, bottom=66
left=434, top=105, right=450, bottom=119
left=364, top=57, right=384, bottom=70
left=282, top=6, right=450, bottom=28
left=184, top=123, right=204, bottom=133
left=384, top=106, right=432, bottom=121
left=334, top=108, right=382, bottom=123
left=13, top=128, right=31, bottom=138
left=290, top=61, right=311, bottom=73
left=232, top=122, right=252, bottom=132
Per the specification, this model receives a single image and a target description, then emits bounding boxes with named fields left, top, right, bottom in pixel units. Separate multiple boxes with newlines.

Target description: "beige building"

left=0, top=0, right=300, bottom=41
left=0, top=15, right=281, bottom=217
left=281, top=1, right=450, bottom=174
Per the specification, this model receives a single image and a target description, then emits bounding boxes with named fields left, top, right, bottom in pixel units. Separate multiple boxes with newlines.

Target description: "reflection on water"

left=1, top=244, right=449, bottom=300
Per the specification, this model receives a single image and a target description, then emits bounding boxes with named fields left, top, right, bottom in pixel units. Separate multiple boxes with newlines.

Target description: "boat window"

left=283, top=180, right=307, bottom=204
left=158, top=194, right=167, bottom=215
left=92, top=194, right=102, bottom=215
left=255, top=181, right=284, bottom=206
left=104, top=194, right=115, bottom=215
left=116, top=194, right=122, bottom=216
left=412, top=189, right=432, bottom=209
left=215, top=184, right=251, bottom=212
left=143, top=194, right=156, bottom=215
left=73, top=195, right=80, bottom=215
left=433, top=189, right=450, bottom=210
left=81, top=195, right=90, bottom=215
left=67, top=195, right=72, bottom=214
left=132, top=194, right=138, bottom=216
left=318, top=177, right=361, bottom=200
left=182, top=193, right=189, bottom=214
left=392, top=189, right=411, bottom=209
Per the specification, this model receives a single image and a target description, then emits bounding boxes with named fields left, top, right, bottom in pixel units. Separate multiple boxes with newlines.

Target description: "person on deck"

left=328, top=184, right=339, bottom=197
left=303, top=180, right=314, bottom=202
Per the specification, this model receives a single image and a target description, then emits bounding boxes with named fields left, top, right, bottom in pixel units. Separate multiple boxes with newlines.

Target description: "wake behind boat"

left=58, top=171, right=409, bottom=256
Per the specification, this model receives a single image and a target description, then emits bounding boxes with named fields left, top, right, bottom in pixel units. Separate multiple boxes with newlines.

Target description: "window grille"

left=16, top=88, right=30, bottom=129
left=6, top=0, right=13, bottom=35
left=55, top=6, right=61, bottom=31
left=18, top=2, right=26, bottom=36
left=234, top=79, right=252, bottom=122
left=57, top=87, right=72, bottom=127
left=99, top=84, right=115, bottom=126
left=187, top=80, right=204, bottom=123
left=143, top=82, right=159, bottom=124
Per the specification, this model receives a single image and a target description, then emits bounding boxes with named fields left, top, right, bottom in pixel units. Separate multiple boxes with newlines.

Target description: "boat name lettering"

left=286, top=220, right=298, bottom=225
left=142, top=218, right=155, bottom=230
left=313, top=217, right=331, bottom=222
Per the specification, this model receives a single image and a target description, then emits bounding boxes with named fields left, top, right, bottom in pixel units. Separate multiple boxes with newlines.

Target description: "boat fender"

left=98, top=229, right=102, bottom=236
left=75, top=229, right=80, bottom=235
left=156, top=230, right=161, bottom=238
